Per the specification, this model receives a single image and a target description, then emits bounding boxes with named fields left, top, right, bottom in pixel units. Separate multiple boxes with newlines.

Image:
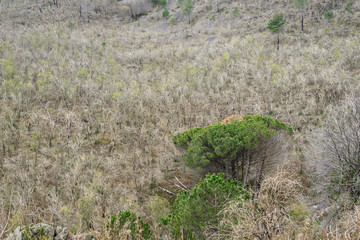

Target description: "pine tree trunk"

left=241, top=152, right=245, bottom=182
left=235, top=158, right=239, bottom=182
left=301, top=13, right=304, bottom=31
left=277, top=34, right=280, bottom=51
left=257, top=157, right=266, bottom=188
left=243, top=153, right=251, bottom=185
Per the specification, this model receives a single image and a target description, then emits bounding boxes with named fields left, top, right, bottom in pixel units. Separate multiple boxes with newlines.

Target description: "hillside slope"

left=0, top=0, right=360, bottom=238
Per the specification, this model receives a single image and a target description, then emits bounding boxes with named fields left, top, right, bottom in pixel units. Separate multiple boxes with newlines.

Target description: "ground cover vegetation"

left=0, top=0, right=360, bottom=239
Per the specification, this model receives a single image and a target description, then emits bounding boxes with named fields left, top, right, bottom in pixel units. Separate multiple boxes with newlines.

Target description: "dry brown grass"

left=207, top=171, right=309, bottom=240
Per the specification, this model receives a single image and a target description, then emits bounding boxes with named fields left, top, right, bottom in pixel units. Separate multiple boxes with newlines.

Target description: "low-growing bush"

left=106, top=210, right=153, bottom=240
left=163, top=173, right=249, bottom=239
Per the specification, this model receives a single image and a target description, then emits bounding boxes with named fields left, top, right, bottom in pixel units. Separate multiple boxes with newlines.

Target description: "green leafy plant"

left=162, top=8, right=169, bottom=18
left=159, top=0, right=167, bottom=8
left=267, top=13, right=286, bottom=50
left=164, top=173, right=249, bottom=239
left=233, top=7, right=240, bottom=18
left=173, top=115, right=292, bottom=183
left=324, top=9, right=334, bottom=20
left=107, top=210, right=153, bottom=239
left=345, top=0, right=353, bottom=13
left=179, top=0, right=194, bottom=24
left=67, top=22, right=75, bottom=30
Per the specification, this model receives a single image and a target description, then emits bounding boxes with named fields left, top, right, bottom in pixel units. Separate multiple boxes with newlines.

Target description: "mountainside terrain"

left=1, top=0, right=360, bottom=239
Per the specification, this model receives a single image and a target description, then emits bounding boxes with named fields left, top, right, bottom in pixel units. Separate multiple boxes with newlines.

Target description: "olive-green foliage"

left=146, top=196, right=170, bottom=224
left=345, top=0, right=353, bottom=13
left=324, top=9, right=334, bottom=20
left=152, top=0, right=166, bottom=5
left=182, top=0, right=194, bottom=17
left=233, top=7, right=240, bottom=18
left=294, top=0, right=306, bottom=9
left=154, top=0, right=167, bottom=11
left=267, top=14, right=286, bottom=33
left=107, top=210, right=153, bottom=239
left=173, top=115, right=291, bottom=174
left=289, top=204, right=309, bottom=222
left=164, top=173, right=249, bottom=239
left=162, top=8, right=169, bottom=18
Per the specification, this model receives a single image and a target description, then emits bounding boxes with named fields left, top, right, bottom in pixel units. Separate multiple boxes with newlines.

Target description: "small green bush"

left=267, top=13, right=286, bottom=33
left=164, top=173, right=249, bottom=239
left=345, top=0, right=353, bottom=13
left=324, top=9, right=334, bottom=20
left=162, top=8, right=169, bottom=18
left=233, top=7, right=240, bottom=18
left=107, top=210, right=153, bottom=239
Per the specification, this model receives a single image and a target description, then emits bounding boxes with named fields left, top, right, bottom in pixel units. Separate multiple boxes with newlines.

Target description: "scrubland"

left=0, top=0, right=360, bottom=239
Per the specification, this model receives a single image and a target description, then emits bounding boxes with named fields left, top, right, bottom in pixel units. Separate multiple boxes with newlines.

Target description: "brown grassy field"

left=0, top=0, right=360, bottom=238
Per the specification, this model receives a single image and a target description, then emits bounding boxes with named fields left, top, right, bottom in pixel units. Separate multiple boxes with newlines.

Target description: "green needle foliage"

left=267, top=13, right=286, bottom=50
left=181, top=0, right=194, bottom=24
left=346, top=0, right=353, bottom=13
left=267, top=13, right=286, bottom=33
left=107, top=210, right=153, bottom=239
left=162, top=8, right=169, bottom=18
left=163, top=173, right=249, bottom=239
left=173, top=115, right=292, bottom=181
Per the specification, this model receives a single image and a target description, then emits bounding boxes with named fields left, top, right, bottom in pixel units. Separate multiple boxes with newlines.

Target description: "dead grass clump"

left=222, top=114, right=244, bottom=124
left=335, top=206, right=360, bottom=240
left=208, top=171, right=308, bottom=240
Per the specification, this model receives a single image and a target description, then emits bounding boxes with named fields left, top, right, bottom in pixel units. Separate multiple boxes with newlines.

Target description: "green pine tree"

left=267, top=13, right=286, bottom=50
left=162, top=8, right=169, bottom=18
left=173, top=115, right=292, bottom=183
left=182, top=0, right=194, bottom=24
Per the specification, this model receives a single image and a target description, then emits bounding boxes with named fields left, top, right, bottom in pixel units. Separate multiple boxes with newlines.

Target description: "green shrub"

left=162, top=8, right=169, bottom=18
left=107, top=210, right=153, bottom=239
left=173, top=115, right=292, bottom=181
left=233, top=7, right=240, bottom=18
left=324, top=9, right=334, bottom=20
left=267, top=13, right=286, bottom=33
left=267, top=14, right=286, bottom=50
left=164, top=173, right=249, bottom=239
left=345, top=0, right=353, bottom=13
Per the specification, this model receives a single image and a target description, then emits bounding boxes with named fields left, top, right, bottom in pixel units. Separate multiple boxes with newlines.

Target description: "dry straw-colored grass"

left=207, top=171, right=308, bottom=240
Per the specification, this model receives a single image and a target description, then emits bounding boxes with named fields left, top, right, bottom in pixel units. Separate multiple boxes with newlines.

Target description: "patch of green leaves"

left=107, top=210, right=153, bottom=239
left=324, top=9, right=334, bottom=20
left=164, top=173, right=249, bottom=239
left=267, top=13, right=286, bottom=33
left=173, top=115, right=292, bottom=173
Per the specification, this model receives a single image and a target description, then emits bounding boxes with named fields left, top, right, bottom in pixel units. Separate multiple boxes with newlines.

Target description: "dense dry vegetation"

left=0, top=0, right=360, bottom=239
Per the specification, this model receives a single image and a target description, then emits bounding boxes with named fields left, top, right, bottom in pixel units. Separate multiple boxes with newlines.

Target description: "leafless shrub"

left=307, top=96, right=360, bottom=200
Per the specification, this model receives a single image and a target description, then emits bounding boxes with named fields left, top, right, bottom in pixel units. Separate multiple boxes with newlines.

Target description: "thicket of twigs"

left=1, top=0, right=360, bottom=238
